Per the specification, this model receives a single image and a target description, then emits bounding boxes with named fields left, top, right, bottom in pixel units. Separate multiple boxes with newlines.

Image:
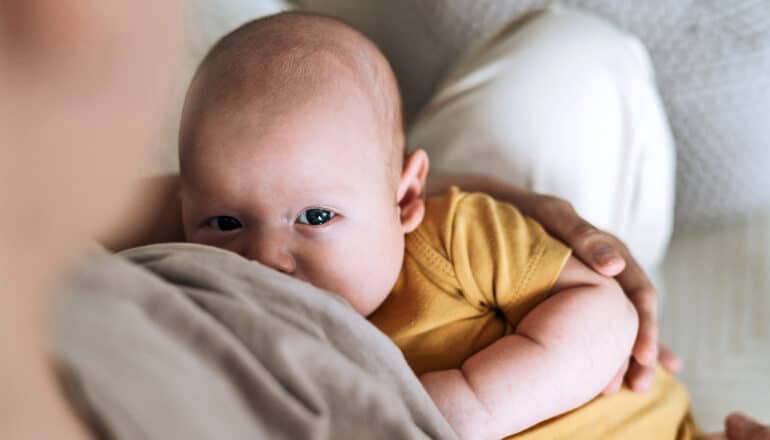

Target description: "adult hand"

left=726, top=413, right=770, bottom=440
left=700, top=413, right=770, bottom=440
left=425, top=174, right=680, bottom=392
left=601, top=344, right=682, bottom=395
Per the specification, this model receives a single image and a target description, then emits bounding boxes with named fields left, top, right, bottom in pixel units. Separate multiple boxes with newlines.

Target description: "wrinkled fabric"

left=54, top=243, right=455, bottom=440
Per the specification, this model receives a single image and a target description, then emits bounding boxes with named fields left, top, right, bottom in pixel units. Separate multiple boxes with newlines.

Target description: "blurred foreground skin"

left=0, top=1, right=181, bottom=438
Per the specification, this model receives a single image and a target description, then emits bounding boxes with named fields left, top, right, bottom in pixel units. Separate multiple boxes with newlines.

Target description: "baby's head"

left=179, top=12, right=429, bottom=316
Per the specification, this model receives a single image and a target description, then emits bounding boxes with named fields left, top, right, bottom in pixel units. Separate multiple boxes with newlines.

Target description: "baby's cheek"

left=296, top=243, right=352, bottom=288
left=351, top=232, right=405, bottom=314
left=303, top=241, right=375, bottom=313
left=300, top=217, right=403, bottom=314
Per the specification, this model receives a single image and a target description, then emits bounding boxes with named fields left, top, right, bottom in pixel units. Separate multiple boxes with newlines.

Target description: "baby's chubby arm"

left=420, top=256, right=638, bottom=439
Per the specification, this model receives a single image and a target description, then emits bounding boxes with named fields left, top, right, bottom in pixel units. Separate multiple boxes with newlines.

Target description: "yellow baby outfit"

left=369, top=187, right=697, bottom=439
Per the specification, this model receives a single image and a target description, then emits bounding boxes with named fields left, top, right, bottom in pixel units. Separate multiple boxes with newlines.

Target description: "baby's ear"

left=396, top=149, right=430, bottom=233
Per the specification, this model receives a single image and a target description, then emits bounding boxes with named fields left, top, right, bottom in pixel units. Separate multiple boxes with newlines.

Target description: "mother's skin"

left=0, top=2, right=764, bottom=439
left=0, top=1, right=182, bottom=438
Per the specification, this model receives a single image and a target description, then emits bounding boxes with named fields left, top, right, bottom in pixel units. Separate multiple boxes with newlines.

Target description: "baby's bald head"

left=178, top=14, right=430, bottom=316
left=179, top=12, right=405, bottom=179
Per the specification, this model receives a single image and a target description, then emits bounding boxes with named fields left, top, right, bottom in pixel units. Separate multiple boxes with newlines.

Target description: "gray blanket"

left=54, top=243, right=455, bottom=439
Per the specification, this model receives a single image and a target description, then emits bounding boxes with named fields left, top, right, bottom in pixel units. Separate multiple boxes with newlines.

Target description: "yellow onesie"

left=369, top=187, right=697, bottom=439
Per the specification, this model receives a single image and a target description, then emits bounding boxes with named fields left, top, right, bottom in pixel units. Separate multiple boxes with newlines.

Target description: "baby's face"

left=181, top=91, right=406, bottom=316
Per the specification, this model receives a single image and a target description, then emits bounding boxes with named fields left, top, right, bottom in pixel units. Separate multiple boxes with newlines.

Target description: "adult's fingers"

left=565, top=219, right=627, bottom=277
left=602, top=358, right=629, bottom=395
left=615, top=254, right=659, bottom=368
left=726, top=413, right=770, bottom=440
left=623, top=343, right=683, bottom=393
left=699, top=434, right=728, bottom=440
left=532, top=197, right=626, bottom=277
left=624, top=359, right=655, bottom=393
left=658, top=344, right=683, bottom=374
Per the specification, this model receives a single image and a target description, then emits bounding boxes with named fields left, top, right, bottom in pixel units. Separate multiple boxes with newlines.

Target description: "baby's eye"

left=207, top=216, right=242, bottom=231
left=296, top=208, right=335, bottom=226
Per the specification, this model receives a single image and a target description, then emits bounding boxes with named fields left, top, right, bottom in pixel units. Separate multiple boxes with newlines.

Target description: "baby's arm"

left=420, top=255, right=638, bottom=439
left=429, top=173, right=668, bottom=393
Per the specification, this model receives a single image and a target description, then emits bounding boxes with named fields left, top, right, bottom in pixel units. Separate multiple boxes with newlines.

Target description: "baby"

left=178, top=12, right=693, bottom=439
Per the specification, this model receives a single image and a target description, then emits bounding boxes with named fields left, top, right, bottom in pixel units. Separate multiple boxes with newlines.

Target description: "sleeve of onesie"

left=447, top=191, right=572, bottom=326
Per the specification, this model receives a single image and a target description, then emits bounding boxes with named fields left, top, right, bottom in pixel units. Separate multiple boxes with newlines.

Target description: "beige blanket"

left=53, top=243, right=455, bottom=439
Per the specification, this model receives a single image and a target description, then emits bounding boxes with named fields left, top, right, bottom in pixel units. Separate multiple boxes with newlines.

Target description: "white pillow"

left=297, top=0, right=770, bottom=230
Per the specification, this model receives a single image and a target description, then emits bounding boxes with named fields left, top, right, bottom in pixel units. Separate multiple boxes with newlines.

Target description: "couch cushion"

left=660, top=210, right=770, bottom=431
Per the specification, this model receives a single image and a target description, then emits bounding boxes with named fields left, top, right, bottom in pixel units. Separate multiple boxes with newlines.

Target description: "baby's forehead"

left=187, top=63, right=392, bottom=163
left=180, top=111, right=391, bottom=211
left=185, top=90, right=388, bottom=177
left=234, top=53, right=379, bottom=125
left=180, top=12, right=405, bottom=183
left=195, top=15, right=389, bottom=114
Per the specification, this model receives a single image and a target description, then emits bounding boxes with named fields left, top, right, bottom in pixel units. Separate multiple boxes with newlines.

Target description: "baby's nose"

left=244, top=231, right=296, bottom=275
